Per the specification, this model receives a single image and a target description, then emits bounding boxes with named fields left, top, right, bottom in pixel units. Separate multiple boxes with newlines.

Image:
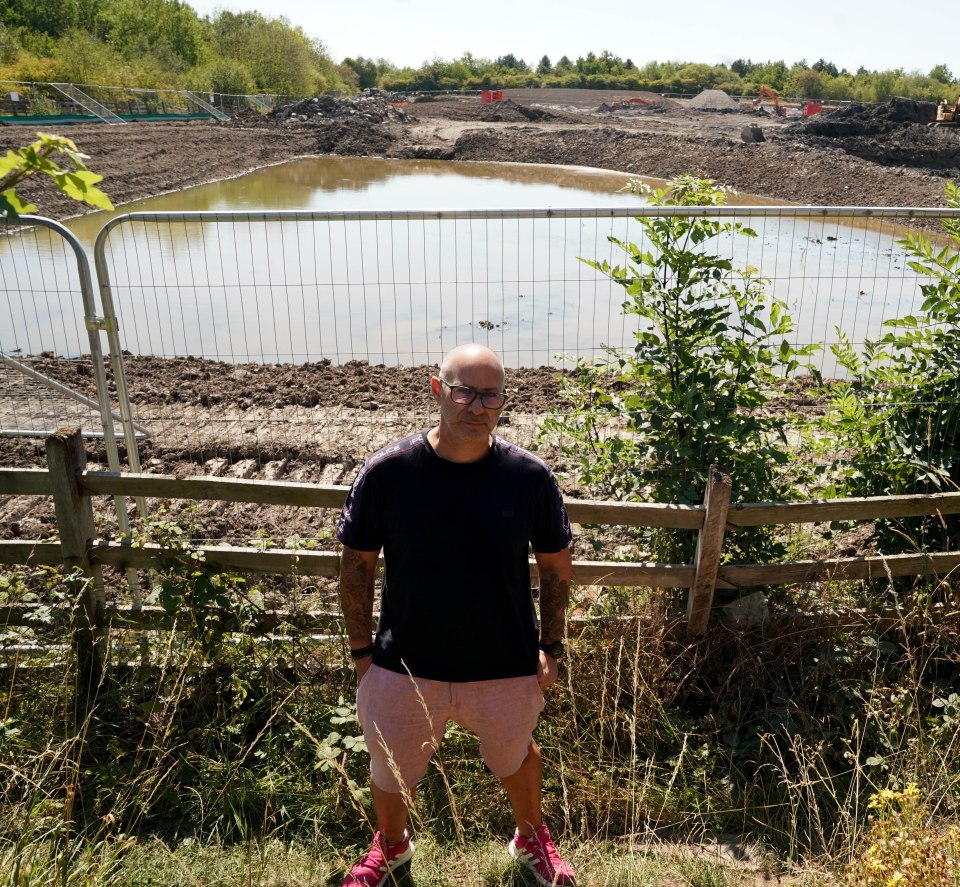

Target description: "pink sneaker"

left=342, top=830, right=415, bottom=887
left=508, top=824, right=576, bottom=886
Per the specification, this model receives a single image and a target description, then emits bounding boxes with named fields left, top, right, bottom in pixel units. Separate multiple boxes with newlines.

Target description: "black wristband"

left=539, top=640, right=565, bottom=660
left=350, top=642, right=376, bottom=661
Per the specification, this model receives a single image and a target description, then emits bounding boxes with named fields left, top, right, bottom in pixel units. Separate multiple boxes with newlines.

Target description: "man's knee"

left=470, top=677, right=543, bottom=778
left=505, top=740, right=540, bottom=779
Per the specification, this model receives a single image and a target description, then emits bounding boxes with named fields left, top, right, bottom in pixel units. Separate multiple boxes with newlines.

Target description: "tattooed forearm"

left=339, top=546, right=377, bottom=645
left=538, top=570, right=571, bottom=643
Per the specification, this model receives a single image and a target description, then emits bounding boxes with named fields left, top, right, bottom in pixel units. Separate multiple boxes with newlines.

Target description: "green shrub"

left=820, top=181, right=960, bottom=552
left=49, top=29, right=126, bottom=84
left=541, top=175, right=816, bottom=563
left=0, top=22, right=20, bottom=65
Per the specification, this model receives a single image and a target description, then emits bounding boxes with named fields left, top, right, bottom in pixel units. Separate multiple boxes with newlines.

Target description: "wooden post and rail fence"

left=2, top=430, right=960, bottom=679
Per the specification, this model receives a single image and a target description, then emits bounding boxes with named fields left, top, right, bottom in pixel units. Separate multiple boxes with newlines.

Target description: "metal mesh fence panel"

left=0, top=80, right=298, bottom=119
left=92, top=209, right=654, bottom=470
left=89, top=207, right=958, bottom=465
left=0, top=219, right=116, bottom=442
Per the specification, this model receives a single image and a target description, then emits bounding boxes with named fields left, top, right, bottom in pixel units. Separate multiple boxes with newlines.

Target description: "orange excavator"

left=753, top=85, right=785, bottom=117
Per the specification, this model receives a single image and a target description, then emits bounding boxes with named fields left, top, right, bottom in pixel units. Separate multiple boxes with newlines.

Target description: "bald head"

left=439, top=344, right=505, bottom=388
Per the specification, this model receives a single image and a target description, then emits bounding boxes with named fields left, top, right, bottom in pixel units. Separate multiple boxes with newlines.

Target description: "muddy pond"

left=3, top=157, right=928, bottom=375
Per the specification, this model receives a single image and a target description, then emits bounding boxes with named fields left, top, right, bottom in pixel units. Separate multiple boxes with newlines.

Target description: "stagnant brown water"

left=3, top=157, right=926, bottom=375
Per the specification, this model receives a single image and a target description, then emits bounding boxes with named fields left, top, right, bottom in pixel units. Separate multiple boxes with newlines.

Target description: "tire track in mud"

left=0, top=356, right=566, bottom=550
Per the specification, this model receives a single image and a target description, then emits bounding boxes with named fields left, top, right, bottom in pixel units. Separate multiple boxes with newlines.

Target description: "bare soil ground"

left=0, top=352, right=825, bottom=566
left=0, top=357, right=583, bottom=549
left=3, top=90, right=958, bottom=219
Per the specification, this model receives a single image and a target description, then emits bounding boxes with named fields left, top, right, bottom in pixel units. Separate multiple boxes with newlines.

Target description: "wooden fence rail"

left=2, top=431, right=959, bottom=675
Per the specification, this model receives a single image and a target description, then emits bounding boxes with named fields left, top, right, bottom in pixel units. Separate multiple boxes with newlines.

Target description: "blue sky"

left=186, top=0, right=955, bottom=76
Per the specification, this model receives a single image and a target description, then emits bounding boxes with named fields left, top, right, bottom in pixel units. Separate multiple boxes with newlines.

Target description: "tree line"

left=354, top=53, right=958, bottom=103
left=0, top=0, right=345, bottom=96
left=1, top=0, right=957, bottom=103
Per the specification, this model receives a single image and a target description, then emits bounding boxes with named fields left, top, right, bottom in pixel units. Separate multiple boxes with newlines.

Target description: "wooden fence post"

left=46, top=428, right=105, bottom=692
left=687, top=465, right=732, bottom=637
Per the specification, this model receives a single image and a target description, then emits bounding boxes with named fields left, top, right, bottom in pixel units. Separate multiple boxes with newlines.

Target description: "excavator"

left=753, top=85, right=785, bottom=117
left=932, top=95, right=959, bottom=126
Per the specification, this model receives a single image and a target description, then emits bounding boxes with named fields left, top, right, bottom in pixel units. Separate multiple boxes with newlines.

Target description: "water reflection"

left=0, top=224, right=89, bottom=358
left=66, top=158, right=650, bottom=245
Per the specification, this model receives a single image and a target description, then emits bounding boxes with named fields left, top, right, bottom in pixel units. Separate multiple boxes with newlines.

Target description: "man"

left=336, top=343, right=576, bottom=887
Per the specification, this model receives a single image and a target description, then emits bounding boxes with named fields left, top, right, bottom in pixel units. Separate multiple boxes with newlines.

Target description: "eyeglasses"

left=438, top=378, right=508, bottom=410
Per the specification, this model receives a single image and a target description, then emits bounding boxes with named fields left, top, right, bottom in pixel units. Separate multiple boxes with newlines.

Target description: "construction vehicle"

left=753, top=85, right=785, bottom=118
left=931, top=95, right=959, bottom=126
left=610, top=96, right=658, bottom=110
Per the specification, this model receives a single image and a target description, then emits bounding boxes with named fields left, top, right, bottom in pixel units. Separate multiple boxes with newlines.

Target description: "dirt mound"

left=632, top=91, right=675, bottom=107
left=13, top=355, right=566, bottom=418
left=688, top=89, right=741, bottom=111
left=312, top=116, right=397, bottom=155
left=789, top=97, right=960, bottom=173
left=798, top=96, right=937, bottom=137
left=268, top=94, right=408, bottom=125
left=596, top=104, right=667, bottom=115
left=413, top=97, right=567, bottom=123
left=797, top=124, right=960, bottom=173
left=475, top=98, right=538, bottom=122
left=223, top=108, right=270, bottom=127
left=512, top=103, right=565, bottom=122
left=595, top=91, right=676, bottom=113
left=359, top=87, right=413, bottom=103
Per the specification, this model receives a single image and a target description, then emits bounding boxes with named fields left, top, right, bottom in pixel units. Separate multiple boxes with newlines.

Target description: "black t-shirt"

left=336, top=431, right=572, bottom=682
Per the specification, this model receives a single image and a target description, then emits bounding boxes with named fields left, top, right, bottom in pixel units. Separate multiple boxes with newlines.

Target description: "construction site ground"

left=3, top=88, right=958, bottom=219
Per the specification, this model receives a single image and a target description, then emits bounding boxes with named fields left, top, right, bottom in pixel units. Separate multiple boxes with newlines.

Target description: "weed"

left=844, top=783, right=960, bottom=886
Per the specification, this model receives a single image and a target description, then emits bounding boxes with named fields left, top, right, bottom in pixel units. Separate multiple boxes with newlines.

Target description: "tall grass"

left=1, top=556, right=959, bottom=883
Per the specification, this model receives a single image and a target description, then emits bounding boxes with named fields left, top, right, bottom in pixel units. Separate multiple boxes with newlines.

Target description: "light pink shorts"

left=356, top=664, right=545, bottom=794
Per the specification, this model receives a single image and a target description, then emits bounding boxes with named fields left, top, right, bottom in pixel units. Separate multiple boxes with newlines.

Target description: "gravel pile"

left=362, top=87, right=414, bottom=103
left=688, top=89, right=742, bottom=111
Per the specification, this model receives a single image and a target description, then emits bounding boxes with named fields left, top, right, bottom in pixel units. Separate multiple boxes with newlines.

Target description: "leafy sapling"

left=0, top=132, right=113, bottom=220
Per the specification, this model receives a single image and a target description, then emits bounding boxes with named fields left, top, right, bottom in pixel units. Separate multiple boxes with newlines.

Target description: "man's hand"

left=537, top=649, right=558, bottom=689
